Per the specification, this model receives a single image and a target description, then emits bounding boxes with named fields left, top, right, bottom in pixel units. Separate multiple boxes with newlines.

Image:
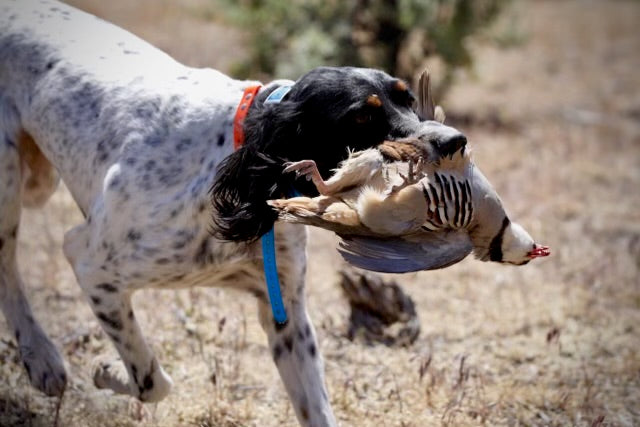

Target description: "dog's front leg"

left=256, top=251, right=337, bottom=427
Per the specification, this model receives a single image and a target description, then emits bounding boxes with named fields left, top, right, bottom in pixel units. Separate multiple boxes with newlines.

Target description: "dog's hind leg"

left=87, top=289, right=173, bottom=402
left=63, top=226, right=173, bottom=402
left=0, top=123, right=67, bottom=396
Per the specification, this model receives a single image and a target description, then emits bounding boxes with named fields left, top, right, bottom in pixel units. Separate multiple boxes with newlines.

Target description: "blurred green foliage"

left=220, top=0, right=509, bottom=91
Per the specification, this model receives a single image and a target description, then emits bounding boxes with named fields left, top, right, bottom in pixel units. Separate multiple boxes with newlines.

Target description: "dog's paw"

left=91, top=355, right=132, bottom=395
left=18, top=328, right=67, bottom=396
left=137, top=364, right=172, bottom=403
left=91, top=356, right=172, bottom=402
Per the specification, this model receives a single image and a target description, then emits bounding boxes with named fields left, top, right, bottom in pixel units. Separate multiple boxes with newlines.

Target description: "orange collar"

left=233, top=85, right=262, bottom=150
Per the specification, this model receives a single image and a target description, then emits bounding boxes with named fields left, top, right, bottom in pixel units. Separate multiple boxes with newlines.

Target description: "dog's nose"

left=435, top=133, right=467, bottom=157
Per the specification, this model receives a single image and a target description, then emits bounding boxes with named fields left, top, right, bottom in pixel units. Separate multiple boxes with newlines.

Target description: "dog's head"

left=211, top=66, right=466, bottom=241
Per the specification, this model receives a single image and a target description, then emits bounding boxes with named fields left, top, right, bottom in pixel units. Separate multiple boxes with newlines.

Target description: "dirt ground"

left=1, top=0, right=639, bottom=426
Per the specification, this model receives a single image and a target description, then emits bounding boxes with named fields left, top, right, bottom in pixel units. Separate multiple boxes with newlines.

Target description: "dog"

left=0, top=0, right=468, bottom=425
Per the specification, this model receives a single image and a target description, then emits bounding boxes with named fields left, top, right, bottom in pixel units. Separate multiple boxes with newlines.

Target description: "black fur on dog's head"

left=211, top=66, right=455, bottom=242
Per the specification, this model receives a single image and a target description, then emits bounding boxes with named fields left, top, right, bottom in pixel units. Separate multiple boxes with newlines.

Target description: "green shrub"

left=220, top=0, right=509, bottom=92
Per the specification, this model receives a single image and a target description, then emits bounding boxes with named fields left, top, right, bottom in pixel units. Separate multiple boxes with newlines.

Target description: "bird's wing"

left=268, top=196, right=378, bottom=235
left=337, top=230, right=472, bottom=273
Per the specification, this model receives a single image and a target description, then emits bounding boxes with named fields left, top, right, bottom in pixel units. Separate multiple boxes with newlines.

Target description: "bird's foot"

left=284, top=160, right=331, bottom=195
left=387, top=158, right=425, bottom=195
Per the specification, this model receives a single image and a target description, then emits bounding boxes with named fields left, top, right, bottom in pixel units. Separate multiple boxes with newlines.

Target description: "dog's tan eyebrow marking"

left=366, top=94, right=383, bottom=107
left=393, top=80, right=408, bottom=92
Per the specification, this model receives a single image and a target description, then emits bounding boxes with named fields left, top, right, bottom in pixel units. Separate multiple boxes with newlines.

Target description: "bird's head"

left=498, top=221, right=550, bottom=265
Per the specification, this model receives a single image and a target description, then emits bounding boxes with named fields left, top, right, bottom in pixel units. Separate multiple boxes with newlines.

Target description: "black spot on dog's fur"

left=274, top=319, right=288, bottom=332
left=107, top=331, right=120, bottom=344
left=97, top=283, right=118, bottom=293
left=284, top=335, right=293, bottom=352
left=176, top=138, right=192, bottom=152
left=90, top=295, right=101, bottom=305
left=127, top=229, right=141, bottom=241
left=143, top=374, right=154, bottom=391
left=308, top=343, right=317, bottom=358
left=300, top=404, right=310, bottom=421
left=272, top=343, right=283, bottom=362
left=97, top=311, right=122, bottom=330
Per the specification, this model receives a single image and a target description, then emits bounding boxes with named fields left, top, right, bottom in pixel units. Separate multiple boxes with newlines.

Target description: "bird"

left=268, top=71, right=550, bottom=273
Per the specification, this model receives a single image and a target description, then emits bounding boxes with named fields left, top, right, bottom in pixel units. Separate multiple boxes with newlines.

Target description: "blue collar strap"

left=261, top=187, right=300, bottom=325
left=261, top=228, right=287, bottom=325
left=264, top=85, right=292, bottom=104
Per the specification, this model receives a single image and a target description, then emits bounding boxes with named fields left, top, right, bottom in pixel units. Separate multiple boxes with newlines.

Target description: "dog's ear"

left=210, top=101, right=301, bottom=242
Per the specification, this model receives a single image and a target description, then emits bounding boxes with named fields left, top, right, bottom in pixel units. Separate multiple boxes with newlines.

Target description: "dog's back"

left=1, top=0, right=245, bottom=212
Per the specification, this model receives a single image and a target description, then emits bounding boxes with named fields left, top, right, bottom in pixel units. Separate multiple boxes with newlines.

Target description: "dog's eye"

left=355, top=111, right=372, bottom=124
left=391, top=80, right=415, bottom=108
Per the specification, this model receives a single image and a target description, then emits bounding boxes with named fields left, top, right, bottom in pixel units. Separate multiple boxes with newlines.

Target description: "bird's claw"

left=284, top=160, right=316, bottom=175
left=387, top=158, right=425, bottom=195
left=283, top=160, right=331, bottom=194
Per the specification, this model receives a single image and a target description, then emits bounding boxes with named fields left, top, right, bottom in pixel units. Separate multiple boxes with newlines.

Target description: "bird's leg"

left=284, top=160, right=333, bottom=195
left=285, top=150, right=385, bottom=196
left=387, top=158, right=425, bottom=196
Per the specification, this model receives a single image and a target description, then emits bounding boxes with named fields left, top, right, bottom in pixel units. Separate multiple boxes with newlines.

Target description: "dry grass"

left=1, top=0, right=639, bottom=426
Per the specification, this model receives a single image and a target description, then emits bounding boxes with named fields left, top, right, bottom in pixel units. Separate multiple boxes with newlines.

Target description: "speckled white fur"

left=0, top=0, right=334, bottom=425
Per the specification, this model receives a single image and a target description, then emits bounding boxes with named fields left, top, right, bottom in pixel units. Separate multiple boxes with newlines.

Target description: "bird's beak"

left=527, top=244, right=550, bottom=259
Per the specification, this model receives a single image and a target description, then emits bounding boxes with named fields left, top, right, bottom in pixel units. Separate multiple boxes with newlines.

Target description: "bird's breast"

left=420, top=172, right=474, bottom=231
